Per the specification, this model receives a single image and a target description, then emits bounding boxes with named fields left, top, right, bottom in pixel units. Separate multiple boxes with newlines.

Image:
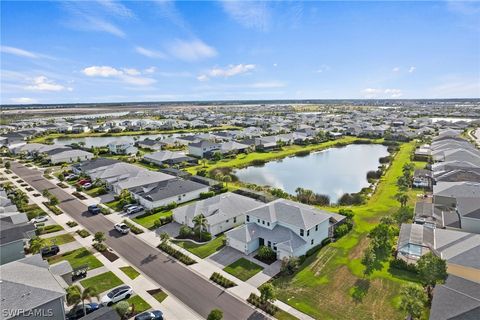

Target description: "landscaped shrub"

left=36, top=224, right=63, bottom=235
left=337, top=192, right=365, bottom=205
left=334, top=224, right=351, bottom=238
left=93, top=242, right=107, bottom=252
left=280, top=257, right=300, bottom=275
left=306, top=244, right=323, bottom=257
left=379, top=156, right=391, bottom=164
left=179, top=225, right=194, bottom=238
left=101, top=207, right=112, bottom=215
left=43, top=202, right=63, bottom=215
left=321, top=238, right=332, bottom=246
left=200, top=191, right=215, bottom=199
left=247, top=293, right=278, bottom=316
left=295, top=150, right=310, bottom=157
left=72, top=192, right=87, bottom=200
left=122, top=220, right=144, bottom=234
left=390, top=258, right=418, bottom=273
left=152, top=215, right=173, bottom=229
left=210, top=272, right=236, bottom=288
left=366, top=170, right=382, bottom=180
left=66, top=221, right=78, bottom=228
left=165, top=202, right=177, bottom=210
left=157, top=242, right=196, bottom=265
left=255, top=246, right=277, bottom=264
left=251, top=159, right=266, bottom=166
left=76, top=229, right=90, bottom=238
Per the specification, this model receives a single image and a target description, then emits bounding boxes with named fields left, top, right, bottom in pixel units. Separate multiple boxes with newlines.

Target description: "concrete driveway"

left=155, top=221, right=182, bottom=238
left=207, top=246, right=245, bottom=268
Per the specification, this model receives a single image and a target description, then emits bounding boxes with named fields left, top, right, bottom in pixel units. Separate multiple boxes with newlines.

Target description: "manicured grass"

left=186, top=136, right=362, bottom=174
left=223, top=258, right=263, bottom=281
left=127, top=295, right=151, bottom=314
left=80, top=271, right=123, bottom=293
left=151, top=291, right=168, bottom=303
left=120, top=266, right=140, bottom=280
left=47, top=248, right=103, bottom=270
left=132, top=210, right=172, bottom=229
left=36, top=224, right=64, bottom=235
left=272, top=142, right=421, bottom=320
left=275, top=310, right=300, bottom=320
left=85, top=186, right=107, bottom=197
left=105, top=200, right=123, bottom=211
left=43, top=233, right=75, bottom=246
left=22, top=204, right=47, bottom=220
left=173, top=234, right=225, bottom=259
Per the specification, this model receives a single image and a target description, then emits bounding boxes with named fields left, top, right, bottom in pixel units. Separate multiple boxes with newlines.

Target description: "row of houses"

left=397, top=129, right=480, bottom=320
left=12, top=143, right=94, bottom=164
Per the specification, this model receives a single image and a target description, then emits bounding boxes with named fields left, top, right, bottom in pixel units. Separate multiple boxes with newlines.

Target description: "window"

left=233, top=217, right=237, bottom=223
left=311, top=239, right=314, bottom=245
left=273, top=244, right=277, bottom=251
left=315, top=224, right=318, bottom=231
left=226, top=220, right=229, bottom=223
left=267, top=222, right=270, bottom=226
left=300, top=229, right=304, bottom=236
left=246, top=215, right=250, bottom=222
left=262, top=220, right=265, bottom=225
left=307, top=230, right=310, bottom=236
left=268, top=241, right=271, bottom=247
left=257, top=219, right=260, bottom=223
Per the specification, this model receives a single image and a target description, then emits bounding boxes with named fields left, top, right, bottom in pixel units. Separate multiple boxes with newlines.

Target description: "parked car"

left=100, top=285, right=133, bottom=306
left=40, top=245, right=59, bottom=258
left=126, top=206, right=143, bottom=214
left=114, top=223, right=130, bottom=234
left=134, top=310, right=164, bottom=320
left=123, top=203, right=137, bottom=212
left=78, top=179, right=91, bottom=185
left=88, top=205, right=101, bottom=215
left=66, top=303, right=100, bottom=320
left=82, top=183, right=93, bottom=189
left=30, top=215, right=48, bottom=223
left=66, top=174, right=78, bottom=180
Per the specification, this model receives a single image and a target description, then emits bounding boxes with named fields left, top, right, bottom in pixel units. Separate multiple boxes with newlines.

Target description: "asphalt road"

left=12, top=163, right=267, bottom=320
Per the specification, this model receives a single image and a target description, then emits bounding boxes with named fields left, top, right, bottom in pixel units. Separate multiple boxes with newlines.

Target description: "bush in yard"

left=257, top=246, right=276, bottom=262
left=280, top=257, right=299, bottom=275
left=165, top=202, right=177, bottom=210
left=76, top=229, right=90, bottom=238
left=114, top=301, right=130, bottom=319
left=66, top=221, right=78, bottom=228
left=179, top=225, right=193, bottom=238
left=306, top=244, right=323, bottom=257
left=334, top=224, right=351, bottom=238
left=390, top=258, right=418, bottom=273
left=157, top=242, right=196, bottom=265
left=210, top=272, right=236, bottom=288
left=247, top=293, right=278, bottom=316
left=200, top=191, right=215, bottom=199
left=93, top=243, right=107, bottom=252
left=122, top=220, right=144, bottom=234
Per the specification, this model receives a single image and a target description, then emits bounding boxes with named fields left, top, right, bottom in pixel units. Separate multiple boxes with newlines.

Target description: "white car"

left=114, top=223, right=130, bottom=234
left=30, top=215, right=48, bottom=223
left=100, top=285, right=133, bottom=306
left=82, top=183, right=93, bottom=189
left=126, top=206, right=143, bottom=214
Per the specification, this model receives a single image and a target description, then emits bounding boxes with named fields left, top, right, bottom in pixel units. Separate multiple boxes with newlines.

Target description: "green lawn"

left=36, top=224, right=64, bottom=235
left=80, top=271, right=123, bottom=293
left=120, top=266, right=140, bottom=280
left=272, top=142, right=421, bottom=320
left=186, top=136, right=363, bottom=174
left=22, top=204, right=47, bottom=220
left=43, top=233, right=75, bottom=246
left=127, top=295, right=151, bottom=314
left=223, top=258, right=263, bottom=281
left=173, top=234, right=225, bottom=259
left=275, top=310, right=300, bottom=320
left=85, top=186, right=107, bottom=197
left=47, top=248, right=103, bottom=270
left=132, top=211, right=172, bottom=229
left=151, top=290, right=168, bottom=303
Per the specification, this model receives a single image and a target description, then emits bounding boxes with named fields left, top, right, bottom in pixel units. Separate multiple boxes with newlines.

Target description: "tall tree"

left=259, top=283, right=276, bottom=303
left=93, top=231, right=106, bottom=245
left=417, top=253, right=448, bottom=301
left=361, top=246, right=376, bottom=277
left=399, top=285, right=427, bottom=320
left=395, top=192, right=409, bottom=207
left=29, top=236, right=46, bottom=254
left=66, top=285, right=99, bottom=317
left=192, top=214, right=208, bottom=241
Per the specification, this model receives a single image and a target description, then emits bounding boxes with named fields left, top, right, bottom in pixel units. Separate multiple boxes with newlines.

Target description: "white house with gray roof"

left=172, top=192, right=264, bottom=235
left=225, top=199, right=345, bottom=259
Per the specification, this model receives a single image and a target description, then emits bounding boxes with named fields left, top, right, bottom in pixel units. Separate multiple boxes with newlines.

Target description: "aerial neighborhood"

left=1, top=101, right=479, bottom=320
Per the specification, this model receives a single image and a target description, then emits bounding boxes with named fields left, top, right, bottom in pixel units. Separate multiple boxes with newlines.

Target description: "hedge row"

left=157, top=242, right=196, bottom=265
left=210, top=272, right=236, bottom=288
left=122, top=219, right=144, bottom=234
left=247, top=293, right=278, bottom=316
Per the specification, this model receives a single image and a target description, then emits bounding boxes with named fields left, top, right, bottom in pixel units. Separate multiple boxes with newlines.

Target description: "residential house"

left=108, top=141, right=138, bottom=155
left=188, top=140, right=221, bottom=158
left=143, top=150, right=197, bottom=166
left=225, top=199, right=345, bottom=259
left=136, top=138, right=165, bottom=151
left=172, top=192, right=264, bottom=235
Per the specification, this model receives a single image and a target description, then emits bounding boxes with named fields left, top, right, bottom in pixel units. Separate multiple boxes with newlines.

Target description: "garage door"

left=227, top=237, right=246, bottom=254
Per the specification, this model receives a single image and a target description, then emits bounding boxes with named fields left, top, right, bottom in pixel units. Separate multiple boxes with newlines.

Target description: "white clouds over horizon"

left=362, top=88, right=403, bottom=98
left=197, top=64, right=255, bottom=81
left=135, top=46, right=167, bottom=59
left=9, top=97, right=39, bottom=104
left=82, top=65, right=156, bottom=86
left=26, top=76, right=72, bottom=92
left=168, top=39, right=217, bottom=61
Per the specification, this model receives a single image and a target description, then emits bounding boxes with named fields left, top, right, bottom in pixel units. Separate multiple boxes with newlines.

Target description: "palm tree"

left=192, top=214, right=208, bottom=241
left=66, top=285, right=99, bottom=317
left=395, top=192, right=409, bottom=207
left=29, top=236, right=46, bottom=254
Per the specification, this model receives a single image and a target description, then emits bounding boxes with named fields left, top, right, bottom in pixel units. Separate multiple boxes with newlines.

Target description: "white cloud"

left=135, top=46, right=167, bottom=59
left=362, top=88, right=402, bottom=98
left=10, top=97, right=38, bottom=104
left=168, top=39, right=217, bottom=61
left=82, top=65, right=156, bottom=86
left=26, top=76, right=71, bottom=92
left=408, top=66, right=416, bottom=73
left=96, top=0, right=135, bottom=18
left=0, top=46, right=38, bottom=59
left=144, top=67, right=157, bottom=74
left=392, top=67, right=400, bottom=72
left=198, top=64, right=255, bottom=81
left=221, top=1, right=270, bottom=31
left=273, top=63, right=278, bottom=67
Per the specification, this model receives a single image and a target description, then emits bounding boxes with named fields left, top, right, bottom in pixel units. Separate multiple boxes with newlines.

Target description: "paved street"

left=11, top=162, right=267, bottom=320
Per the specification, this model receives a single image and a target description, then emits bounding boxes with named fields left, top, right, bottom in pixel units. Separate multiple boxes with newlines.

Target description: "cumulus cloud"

left=362, top=88, right=402, bottom=98
left=198, top=64, right=255, bottom=81
left=408, top=66, right=416, bottom=73
left=144, top=67, right=157, bottom=74
left=10, top=97, right=38, bottom=104
left=82, top=65, right=156, bottom=86
left=135, top=46, right=167, bottom=59
left=26, top=76, right=72, bottom=92
left=168, top=39, right=217, bottom=61
left=221, top=1, right=270, bottom=31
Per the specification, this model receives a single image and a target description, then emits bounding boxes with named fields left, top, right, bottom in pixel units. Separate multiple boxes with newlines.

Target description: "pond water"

left=430, top=117, right=475, bottom=123
left=54, top=133, right=184, bottom=148
left=235, top=144, right=389, bottom=203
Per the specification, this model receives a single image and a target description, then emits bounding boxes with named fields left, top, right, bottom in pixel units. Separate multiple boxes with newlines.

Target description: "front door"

left=259, top=238, right=265, bottom=247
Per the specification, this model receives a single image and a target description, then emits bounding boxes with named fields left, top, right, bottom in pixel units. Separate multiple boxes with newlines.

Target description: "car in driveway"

left=40, top=245, right=60, bottom=258
left=30, top=215, right=48, bottom=223
left=123, top=204, right=137, bottom=212
left=100, top=285, right=133, bottom=306
left=66, top=303, right=100, bottom=320
left=126, top=205, right=143, bottom=214
left=87, top=205, right=101, bottom=215
left=134, top=310, right=164, bottom=320
left=82, top=182, right=93, bottom=189
left=114, top=223, right=130, bottom=234
left=66, top=174, right=78, bottom=181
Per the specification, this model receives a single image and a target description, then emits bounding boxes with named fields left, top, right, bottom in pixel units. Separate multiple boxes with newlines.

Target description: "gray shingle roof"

left=130, top=178, right=206, bottom=202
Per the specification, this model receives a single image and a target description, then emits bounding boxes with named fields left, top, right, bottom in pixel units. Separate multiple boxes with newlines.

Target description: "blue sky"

left=1, top=1, right=479, bottom=104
